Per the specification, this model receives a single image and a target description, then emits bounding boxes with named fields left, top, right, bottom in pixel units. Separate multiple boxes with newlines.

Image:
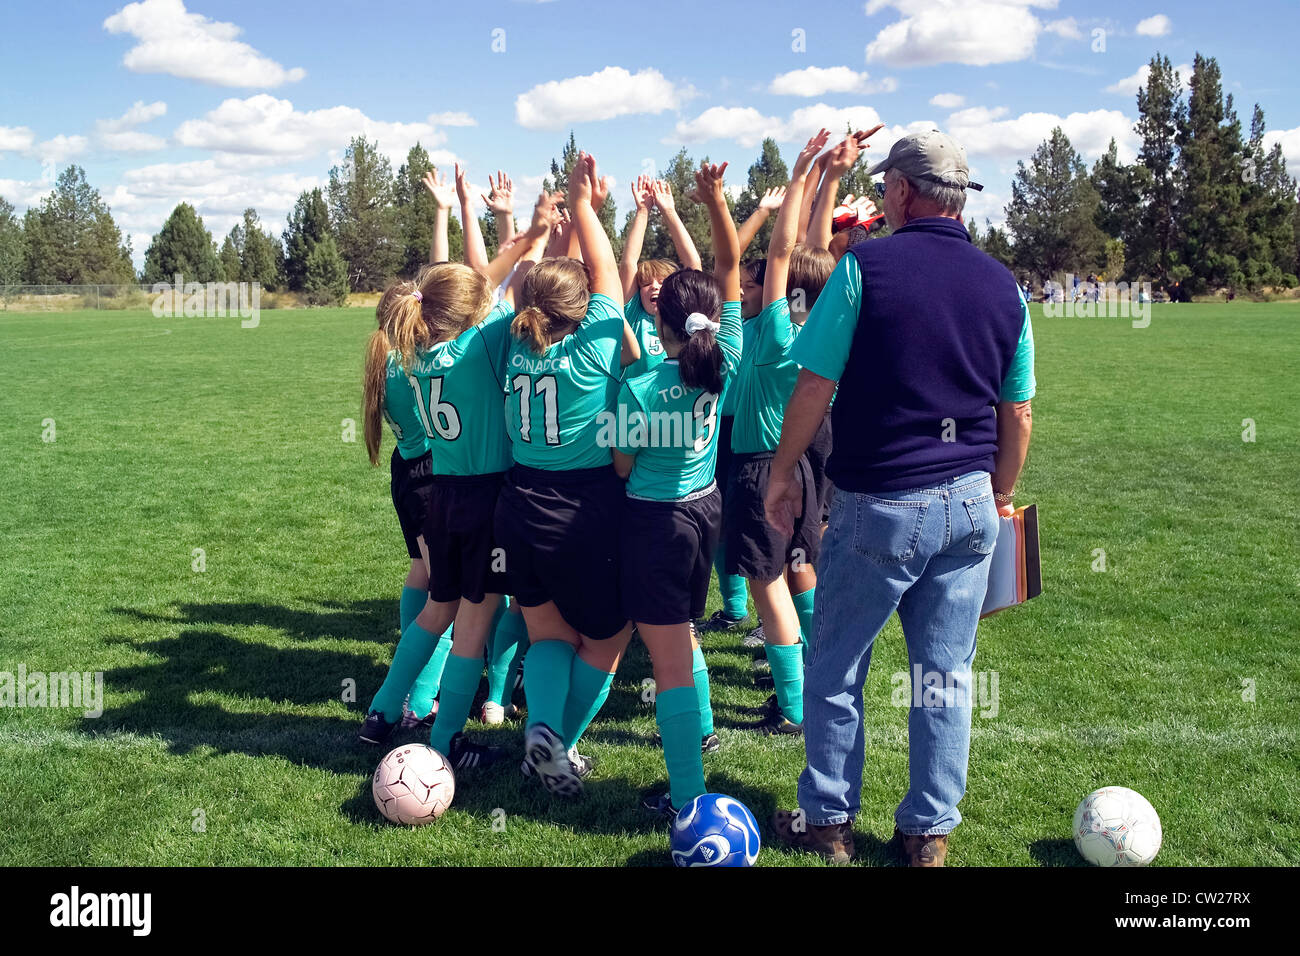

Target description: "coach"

left=764, top=131, right=1035, bottom=866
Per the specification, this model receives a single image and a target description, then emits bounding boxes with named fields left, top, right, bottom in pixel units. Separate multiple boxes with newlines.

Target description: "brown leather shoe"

left=771, top=809, right=854, bottom=864
left=894, top=827, right=949, bottom=867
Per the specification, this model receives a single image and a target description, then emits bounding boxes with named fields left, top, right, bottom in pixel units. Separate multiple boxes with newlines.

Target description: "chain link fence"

left=1, top=285, right=159, bottom=312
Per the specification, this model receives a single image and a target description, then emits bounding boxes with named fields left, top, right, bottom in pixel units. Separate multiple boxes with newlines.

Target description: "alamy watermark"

left=1042, top=275, right=1153, bottom=328
left=891, top=666, right=999, bottom=718
left=150, top=273, right=260, bottom=329
left=1, top=664, right=103, bottom=717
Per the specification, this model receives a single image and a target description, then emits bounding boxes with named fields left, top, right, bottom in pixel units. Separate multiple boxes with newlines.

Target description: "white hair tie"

left=684, top=312, right=719, bottom=335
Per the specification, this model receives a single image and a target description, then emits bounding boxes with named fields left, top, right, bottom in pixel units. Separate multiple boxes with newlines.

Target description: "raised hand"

left=631, top=174, right=653, bottom=211
left=567, top=151, right=595, bottom=207
left=454, top=163, right=474, bottom=206
left=758, top=185, right=787, bottom=212
left=529, top=190, right=565, bottom=236
left=481, top=170, right=514, bottom=215
left=422, top=167, right=456, bottom=209
left=650, top=179, right=676, bottom=214
left=692, top=161, right=729, bottom=208
left=826, top=137, right=860, bottom=176
left=592, top=171, right=611, bottom=214
left=792, top=129, right=831, bottom=178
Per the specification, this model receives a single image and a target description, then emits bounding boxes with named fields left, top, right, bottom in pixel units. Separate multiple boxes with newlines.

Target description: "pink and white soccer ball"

left=372, top=744, right=455, bottom=826
left=1073, top=786, right=1162, bottom=866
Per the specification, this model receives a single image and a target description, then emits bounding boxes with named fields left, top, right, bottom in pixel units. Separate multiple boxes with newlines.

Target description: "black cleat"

left=359, top=710, right=399, bottom=745
left=446, top=732, right=505, bottom=771
left=698, top=609, right=751, bottom=632
left=640, top=791, right=679, bottom=821
left=753, top=710, right=803, bottom=736
left=651, top=731, right=722, bottom=755
left=523, top=723, right=583, bottom=797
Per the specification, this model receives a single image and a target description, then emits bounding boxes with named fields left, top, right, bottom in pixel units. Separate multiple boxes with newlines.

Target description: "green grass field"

left=1, top=302, right=1297, bottom=866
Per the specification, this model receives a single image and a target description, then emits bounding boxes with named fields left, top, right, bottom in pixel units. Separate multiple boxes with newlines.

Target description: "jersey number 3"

left=511, top=374, right=560, bottom=445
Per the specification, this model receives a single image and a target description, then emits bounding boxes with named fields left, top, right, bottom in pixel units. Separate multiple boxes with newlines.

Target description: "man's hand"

left=764, top=464, right=803, bottom=538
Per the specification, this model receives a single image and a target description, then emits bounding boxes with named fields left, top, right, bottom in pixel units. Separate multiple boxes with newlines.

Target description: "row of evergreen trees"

left=1, top=50, right=1295, bottom=301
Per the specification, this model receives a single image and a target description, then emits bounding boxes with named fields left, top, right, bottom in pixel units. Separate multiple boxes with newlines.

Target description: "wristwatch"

left=993, top=490, right=1015, bottom=504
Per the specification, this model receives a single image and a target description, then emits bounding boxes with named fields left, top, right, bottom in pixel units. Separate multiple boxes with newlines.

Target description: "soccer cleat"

left=743, top=624, right=766, bottom=648
left=479, top=701, right=519, bottom=726
left=650, top=731, right=722, bottom=755
left=521, top=746, right=596, bottom=780
left=400, top=699, right=438, bottom=731
left=358, top=710, right=399, bottom=745
left=640, top=791, right=679, bottom=821
left=754, top=710, right=803, bottom=736
left=698, top=609, right=751, bottom=632
left=446, top=732, right=505, bottom=771
left=523, top=723, right=583, bottom=797
left=743, top=693, right=780, bottom=716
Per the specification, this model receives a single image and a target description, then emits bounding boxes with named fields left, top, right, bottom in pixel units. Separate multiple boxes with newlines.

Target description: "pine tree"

left=733, top=138, right=790, bottom=256
left=231, top=209, right=283, bottom=290
left=638, top=147, right=722, bottom=270
left=328, top=136, right=401, bottom=291
left=22, top=166, right=135, bottom=284
left=395, top=144, right=439, bottom=278
left=543, top=131, right=620, bottom=254
left=283, top=188, right=332, bottom=292
left=303, top=234, right=350, bottom=306
left=1005, top=128, right=1106, bottom=281
left=1090, top=139, right=1149, bottom=279
left=0, top=196, right=23, bottom=285
left=1133, top=55, right=1185, bottom=288
left=1175, top=54, right=1249, bottom=295
left=218, top=235, right=241, bottom=283
left=1240, top=105, right=1298, bottom=289
left=142, top=202, right=222, bottom=284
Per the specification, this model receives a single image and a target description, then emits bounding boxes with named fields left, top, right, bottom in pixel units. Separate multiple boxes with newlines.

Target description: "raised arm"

left=456, top=164, right=489, bottom=274
left=691, top=161, right=740, bottom=302
left=795, top=152, right=827, bottom=244
left=569, top=152, right=622, bottom=301
left=765, top=129, right=830, bottom=307
left=737, top=186, right=785, bottom=258
left=807, top=127, right=882, bottom=250
left=486, top=190, right=563, bottom=291
left=481, top=171, right=516, bottom=247
left=650, top=179, right=702, bottom=271
left=422, top=167, right=456, bottom=263
left=619, top=175, right=652, bottom=301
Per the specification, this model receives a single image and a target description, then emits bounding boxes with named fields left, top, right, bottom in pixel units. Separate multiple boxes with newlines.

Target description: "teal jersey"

left=614, top=302, right=744, bottom=500
left=620, top=293, right=666, bottom=381
left=406, top=302, right=515, bottom=476
left=719, top=315, right=758, bottom=418
left=730, top=297, right=804, bottom=453
left=505, top=292, right=626, bottom=471
left=384, top=353, right=431, bottom=460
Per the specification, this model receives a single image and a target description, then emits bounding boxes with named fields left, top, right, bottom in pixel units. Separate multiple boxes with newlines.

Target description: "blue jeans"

left=798, top=471, right=997, bottom=835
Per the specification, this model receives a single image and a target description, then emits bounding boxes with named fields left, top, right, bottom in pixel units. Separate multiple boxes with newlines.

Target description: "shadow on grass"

left=1029, top=838, right=1081, bottom=867
left=117, top=597, right=398, bottom=644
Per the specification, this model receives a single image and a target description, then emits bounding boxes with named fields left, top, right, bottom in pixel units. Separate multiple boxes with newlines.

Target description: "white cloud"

left=947, top=106, right=1140, bottom=162
left=0, top=126, right=36, bottom=154
left=768, top=66, right=898, bottom=97
left=1044, top=17, right=1082, bottom=39
left=35, top=135, right=89, bottom=165
left=174, top=95, right=445, bottom=167
left=864, top=0, right=1059, bottom=67
left=1135, top=14, right=1171, bottom=37
left=99, top=100, right=168, bottom=133
left=929, top=93, right=966, bottom=109
left=1105, top=62, right=1192, bottom=95
left=515, top=67, right=692, bottom=129
left=669, top=103, right=897, bottom=151
left=1264, top=127, right=1300, bottom=171
left=103, top=0, right=305, bottom=88
left=428, top=111, right=477, bottom=127
left=0, top=178, right=53, bottom=208
left=96, top=101, right=169, bottom=152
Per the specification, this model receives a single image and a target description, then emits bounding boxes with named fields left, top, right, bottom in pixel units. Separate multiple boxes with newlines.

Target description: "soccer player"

left=725, top=129, right=837, bottom=735
left=612, top=160, right=743, bottom=817
left=619, top=175, right=702, bottom=379
left=358, top=187, right=560, bottom=765
left=495, top=152, right=640, bottom=797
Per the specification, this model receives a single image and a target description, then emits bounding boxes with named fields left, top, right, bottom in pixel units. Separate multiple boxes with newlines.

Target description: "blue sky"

left=2, top=0, right=1297, bottom=270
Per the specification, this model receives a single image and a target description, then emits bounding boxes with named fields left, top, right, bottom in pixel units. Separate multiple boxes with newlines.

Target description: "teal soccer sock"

left=714, top=540, right=750, bottom=621
left=523, top=640, right=575, bottom=732
left=767, top=642, right=805, bottom=725
left=371, top=620, right=441, bottom=722
left=406, top=621, right=454, bottom=719
left=428, top=653, right=483, bottom=756
left=399, top=587, right=426, bottom=633
left=487, top=602, right=528, bottom=707
left=562, top=655, right=614, bottom=751
left=792, top=587, right=816, bottom=662
left=656, top=686, right=706, bottom=810
left=692, top=646, right=715, bottom=736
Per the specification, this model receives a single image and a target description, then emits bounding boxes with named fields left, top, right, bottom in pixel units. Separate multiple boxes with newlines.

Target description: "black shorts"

left=621, top=486, right=721, bottom=625
left=422, top=472, right=509, bottom=603
left=494, top=463, right=626, bottom=640
left=806, top=412, right=835, bottom=524
left=724, top=451, right=820, bottom=582
left=390, top=447, right=433, bottom=559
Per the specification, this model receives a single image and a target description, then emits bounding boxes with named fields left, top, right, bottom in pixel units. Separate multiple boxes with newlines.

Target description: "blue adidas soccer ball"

left=670, top=793, right=761, bottom=867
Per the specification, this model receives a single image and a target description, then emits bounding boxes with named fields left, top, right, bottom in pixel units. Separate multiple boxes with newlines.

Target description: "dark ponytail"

left=658, top=269, right=724, bottom=395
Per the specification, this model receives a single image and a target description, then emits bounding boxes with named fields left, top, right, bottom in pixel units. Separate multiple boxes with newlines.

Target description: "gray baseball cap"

left=867, top=130, right=983, bottom=191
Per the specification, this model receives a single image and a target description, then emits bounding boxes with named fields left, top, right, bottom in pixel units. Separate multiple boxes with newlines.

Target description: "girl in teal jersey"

left=611, top=161, right=743, bottom=820
left=494, top=153, right=641, bottom=797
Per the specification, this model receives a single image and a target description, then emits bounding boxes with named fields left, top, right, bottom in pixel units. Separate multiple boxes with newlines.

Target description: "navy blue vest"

left=830, top=216, right=1024, bottom=493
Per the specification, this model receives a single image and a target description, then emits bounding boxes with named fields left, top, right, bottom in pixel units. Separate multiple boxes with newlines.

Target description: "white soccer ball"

left=372, top=744, right=455, bottom=826
left=1073, top=786, right=1162, bottom=866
